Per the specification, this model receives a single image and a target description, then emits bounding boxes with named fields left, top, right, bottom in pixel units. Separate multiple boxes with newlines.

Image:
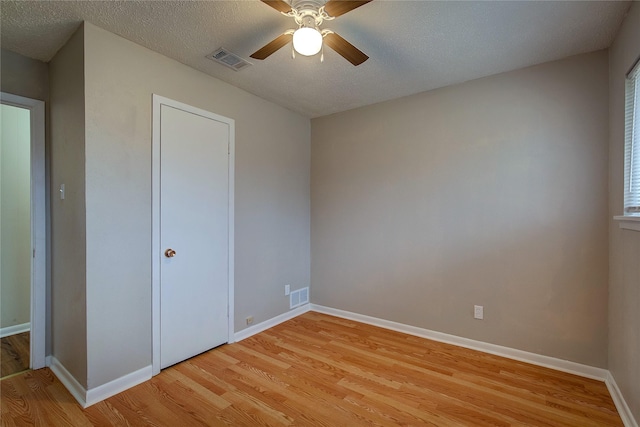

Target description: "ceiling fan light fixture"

left=292, top=27, right=323, bottom=56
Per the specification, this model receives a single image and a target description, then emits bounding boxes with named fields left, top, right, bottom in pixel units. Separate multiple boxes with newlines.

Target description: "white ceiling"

left=0, top=1, right=631, bottom=118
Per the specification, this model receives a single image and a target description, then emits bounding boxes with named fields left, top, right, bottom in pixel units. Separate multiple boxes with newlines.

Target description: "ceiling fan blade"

left=250, top=33, right=293, bottom=60
left=260, top=0, right=292, bottom=13
left=323, top=32, right=368, bottom=66
left=323, top=0, right=372, bottom=18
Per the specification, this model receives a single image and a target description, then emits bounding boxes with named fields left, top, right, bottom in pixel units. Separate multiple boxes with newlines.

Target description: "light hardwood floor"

left=0, top=332, right=30, bottom=379
left=0, top=312, right=622, bottom=426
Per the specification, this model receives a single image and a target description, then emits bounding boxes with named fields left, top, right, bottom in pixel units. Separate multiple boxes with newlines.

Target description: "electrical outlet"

left=285, top=284, right=290, bottom=296
left=474, top=305, right=484, bottom=320
left=246, top=316, right=254, bottom=325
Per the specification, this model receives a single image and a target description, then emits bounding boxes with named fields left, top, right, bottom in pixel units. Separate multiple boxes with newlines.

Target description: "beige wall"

left=82, top=22, right=310, bottom=388
left=1, top=49, right=49, bottom=102
left=0, top=104, right=31, bottom=329
left=49, top=25, right=87, bottom=386
left=608, top=1, right=640, bottom=421
left=312, top=51, right=609, bottom=367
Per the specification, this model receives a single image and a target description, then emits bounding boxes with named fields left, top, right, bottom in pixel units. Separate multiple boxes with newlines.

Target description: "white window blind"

left=624, top=59, right=640, bottom=215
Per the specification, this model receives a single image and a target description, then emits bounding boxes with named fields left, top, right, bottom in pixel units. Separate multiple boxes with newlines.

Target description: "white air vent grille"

left=206, top=48, right=252, bottom=71
left=290, top=287, right=309, bottom=309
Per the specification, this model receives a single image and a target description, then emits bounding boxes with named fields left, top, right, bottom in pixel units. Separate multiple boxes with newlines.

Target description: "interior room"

left=0, top=1, right=638, bottom=425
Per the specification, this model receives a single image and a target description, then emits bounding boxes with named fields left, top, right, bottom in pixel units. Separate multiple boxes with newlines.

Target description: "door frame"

left=151, top=94, right=235, bottom=376
left=0, top=92, right=47, bottom=370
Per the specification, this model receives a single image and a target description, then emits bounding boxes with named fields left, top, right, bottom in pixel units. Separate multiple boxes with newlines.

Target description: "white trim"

left=152, top=95, right=161, bottom=375
left=606, top=372, right=639, bottom=427
left=234, top=304, right=311, bottom=342
left=151, top=94, right=235, bottom=375
left=227, top=117, right=235, bottom=344
left=614, top=215, right=640, bottom=232
left=0, top=322, right=30, bottom=338
left=0, top=92, right=47, bottom=370
left=49, top=357, right=87, bottom=408
left=310, top=304, right=608, bottom=381
left=47, top=306, right=637, bottom=423
left=50, top=356, right=152, bottom=408
left=307, top=305, right=637, bottom=425
left=85, top=365, right=152, bottom=408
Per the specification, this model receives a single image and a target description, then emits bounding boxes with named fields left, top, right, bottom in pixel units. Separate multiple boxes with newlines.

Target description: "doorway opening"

left=0, top=93, right=46, bottom=378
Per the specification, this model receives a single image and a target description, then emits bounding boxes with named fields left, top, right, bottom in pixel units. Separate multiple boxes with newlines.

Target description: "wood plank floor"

left=0, top=312, right=622, bottom=426
left=1, top=332, right=30, bottom=379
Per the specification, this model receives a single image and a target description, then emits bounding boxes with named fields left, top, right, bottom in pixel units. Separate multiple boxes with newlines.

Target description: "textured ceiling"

left=0, top=1, right=631, bottom=118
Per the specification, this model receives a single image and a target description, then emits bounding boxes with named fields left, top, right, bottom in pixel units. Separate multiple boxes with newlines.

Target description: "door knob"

left=165, top=248, right=176, bottom=258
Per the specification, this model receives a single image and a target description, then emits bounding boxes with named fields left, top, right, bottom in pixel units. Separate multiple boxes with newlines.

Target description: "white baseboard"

left=45, top=304, right=637, bottom=427
left=234, top=304, right=311, bottom=342
left=48, top=305, right=312, bottom=407
left=49, top=356, right=87, bottom=407
left=85, top=365, right=151, bottom=407
left=311, top=305, right=639, bottom=426
left=606, top=371, right=639, bottom=427
left=50, top=356, right=152, bottom=408
left=310, top=304, right=608, bottom=381
left=0, top=322, right=30, bottom=338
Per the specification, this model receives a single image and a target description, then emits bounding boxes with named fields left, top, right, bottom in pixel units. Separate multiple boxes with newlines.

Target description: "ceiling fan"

left=250, top=0, right=372, bottom=66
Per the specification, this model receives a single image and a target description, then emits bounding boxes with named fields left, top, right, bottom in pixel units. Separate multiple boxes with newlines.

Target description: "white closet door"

left=159, top=104, right=229, bottom=369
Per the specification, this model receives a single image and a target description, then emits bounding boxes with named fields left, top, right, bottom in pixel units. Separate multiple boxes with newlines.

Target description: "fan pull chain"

left=291, top=44, right=296, bottom=59
left=320, top=44, right=324, bottom=63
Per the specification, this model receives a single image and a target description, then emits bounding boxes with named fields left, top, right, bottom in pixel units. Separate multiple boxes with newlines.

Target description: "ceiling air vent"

left=206, top=48, right=252, bottom=71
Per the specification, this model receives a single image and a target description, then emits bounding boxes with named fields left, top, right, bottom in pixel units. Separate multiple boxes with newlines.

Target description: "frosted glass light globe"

left=293, top=27, right=322, bottom=56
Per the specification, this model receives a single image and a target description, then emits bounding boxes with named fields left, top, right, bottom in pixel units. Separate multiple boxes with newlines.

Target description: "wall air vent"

left=206, top=48, right=252, bottom=71
left=290, top=287, right=309, bottom=309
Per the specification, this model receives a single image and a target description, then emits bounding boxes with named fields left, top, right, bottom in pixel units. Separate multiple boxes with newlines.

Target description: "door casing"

left=151, top=94, right=235, bottom=376
left=0, top=92, right=47, bottom=370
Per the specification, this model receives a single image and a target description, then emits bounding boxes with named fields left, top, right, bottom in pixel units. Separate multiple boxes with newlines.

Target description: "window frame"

left=615, top=56, right=640, bottom=232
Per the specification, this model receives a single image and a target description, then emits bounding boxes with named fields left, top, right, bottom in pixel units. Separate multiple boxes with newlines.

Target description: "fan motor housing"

left=289, top=0, right=330, bottom=28
left=291, top=0, right=326, bottom=12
